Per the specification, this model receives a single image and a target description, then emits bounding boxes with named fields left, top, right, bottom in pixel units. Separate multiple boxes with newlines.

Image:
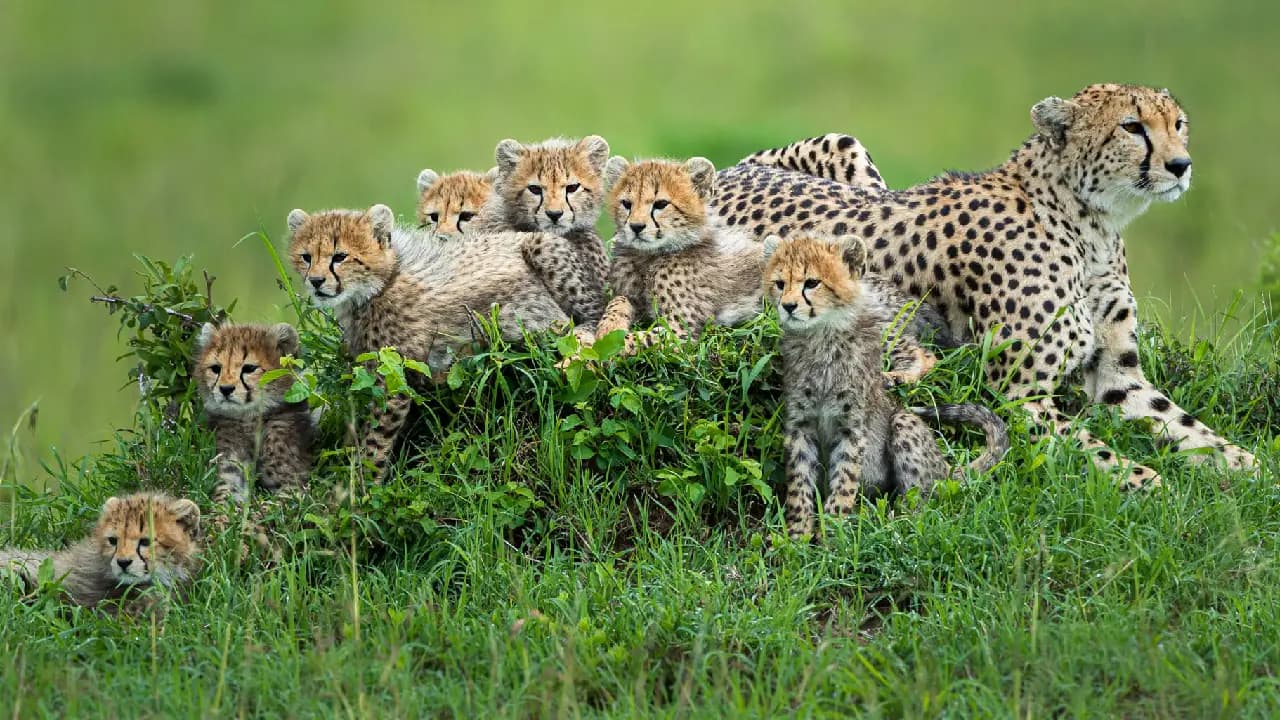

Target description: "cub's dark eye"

left=1121, top=121, right=1144, bottom=135
left=106, top=537, right=118, bottom=546
left=774, top=280, right=785, bottom=290
left=566, top=183, right=581, bottom=193
left=427, top=213, right=439, bottom=223
left=458, top=211, right=475, bottom=222
left=138, top=537, right=151, bottom=548
left=241, top=364, right=259, bottom=374
left=620, top=199, right=632, bottom=210
left=803, top=278, right=821, bottom=290
left=332, top=252, right=348, bottom=263
left=209, top=364, right=221, bottom=375
left=1175, top=118, right=1185, bottom=131
left=527, top=184, right=543, bottom=196
left=652, top=200, right=670, bottom=210
left=300, top=253, right=311, bottom=264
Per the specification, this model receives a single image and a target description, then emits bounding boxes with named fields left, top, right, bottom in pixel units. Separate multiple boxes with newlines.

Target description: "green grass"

left=2, top=259, right=1277, bottom=716
left=4, top=0, right=1280, bottom=460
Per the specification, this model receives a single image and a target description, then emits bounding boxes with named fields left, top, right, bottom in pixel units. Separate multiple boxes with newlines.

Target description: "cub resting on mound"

left=1, top=492, right=201, bottom=612
left=765, top=235, right=1008, bottom=538
left=716, top=84, right=1256, bottom=486
left=287, top=204, right=570, bottom=481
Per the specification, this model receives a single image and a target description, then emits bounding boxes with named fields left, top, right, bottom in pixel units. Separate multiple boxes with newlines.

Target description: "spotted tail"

left=910, top=403, right=1009, bottom=477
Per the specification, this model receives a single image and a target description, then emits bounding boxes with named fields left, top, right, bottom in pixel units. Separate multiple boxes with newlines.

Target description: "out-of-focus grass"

left=2, top=0, right=1278, bottom=461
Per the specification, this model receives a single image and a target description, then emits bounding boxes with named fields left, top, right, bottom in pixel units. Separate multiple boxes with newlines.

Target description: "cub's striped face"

left=415, top=168, right=495, bottom=240
left=605, top=156, right=715, bottom=253
left=1033, top=84, right=1192, bottom=207
left=195, top=323, right=300, bottom=416
left=493, top=136, right=609, bottom=234
left=95, top=494, right=200, bottom=587
left=763, top=235, right=865, bottom=331
left=287, top=205, right=395, bottom=308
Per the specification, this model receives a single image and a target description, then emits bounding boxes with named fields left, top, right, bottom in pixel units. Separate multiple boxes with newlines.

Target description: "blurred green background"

left=1, top=1, right=1277, bottom=466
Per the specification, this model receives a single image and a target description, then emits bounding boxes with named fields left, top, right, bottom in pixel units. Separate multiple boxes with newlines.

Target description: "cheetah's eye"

left=774, top=280, right=785, bottom=290
left=565, top=183, right=581, bottom=193
left=458, top=211, right=475, bottom=222
left=138, top=537, right=151, bottom=548
left=803, top=278, right=821, bottom=290
left=241, top=364, right=259, bottom=374
left=527, top=184, right=543, bottom=196
left=1175, top=118, right=1185, bottom=131
left=652, top=200, right=670, bottom=211
left=209, top=364, right=222, bottom=375
left=428, top=213, right=439, bottom=223
left=1120, top=121, right=1145, bottom=135
left=300, top=253, right=311, bottom=264
left=620, top=199, right=632, bottom=210
left=332, top=252, right=348, bottom=263
left=106, top=536, right=117, bottom=546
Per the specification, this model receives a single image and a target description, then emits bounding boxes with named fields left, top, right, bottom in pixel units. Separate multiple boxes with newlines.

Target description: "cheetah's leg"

left=213, top=452, right=251, bottom=505
left=783, top=416, right=822, bottom=539
left=882, top=330, right=938, bottom=386
left=825, top=420, right=868, bottom=517
left=1084, top=272, right=1257, bottom=472
left=739, top=133, right=887, bottom=191
left=362, top=391, right=413, bottom=484
left=988, top=312, right=1163, bottom=489
left=519, top=232, right=605, bottom=327
left=889, top=411, right=948, bottom=499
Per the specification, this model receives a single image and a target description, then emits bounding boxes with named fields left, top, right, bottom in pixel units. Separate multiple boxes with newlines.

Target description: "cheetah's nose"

left=308, top=276, right=325, bottom=289
left=629, top=223, right=646, bottom=236
left=781, top=302, right=798, bottom=315
left=545, top=210, right=564, bottom=223
left=117, top=558, right=132, bottom=570
left=219, top=385, right=235, bottom=399
left=1164, top=157, right=1191, bottom=178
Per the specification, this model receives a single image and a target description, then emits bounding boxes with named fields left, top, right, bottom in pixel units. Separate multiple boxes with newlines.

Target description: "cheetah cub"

left=195, top=322, right=314, bottom=504
left=1, top=492, right=201, bottom=613
left=592, top=156, right=765, bottom=354
left=765, top=235, right=1008, bottom=538
left=414, top=167, right=497, bottom=240
left=473, top=135, right=611, bottom=326
left=287, top=204, right=569, bottom=480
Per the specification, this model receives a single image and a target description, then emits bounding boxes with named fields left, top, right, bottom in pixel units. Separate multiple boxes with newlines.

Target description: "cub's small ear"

left=273, top=323, right=300, bottom=357
left=578, top=135, right=611, bottom=173
left=495, top=139, right=525, bottom=174
left=416, top=169, right=439, bottom=194
left=762, top=234, right=782, bottom=263
left=103, top=497, right=122, bottom=514
left=367, top=204, right=395, bottom=246
left=604, top=156, right=629, bottom=190
left=482, top=166, right=500, bottom=184
left=838, top=236, right=868, bottom=277
left=287, top=209, right=310, bottom=234
left=197, top=322, right=217, bottom=350
left=167, top=498, right=201, bottom=537
left=684, top=157, right=716, bottom=201
left=1030, top=96, right=1080, bottom=148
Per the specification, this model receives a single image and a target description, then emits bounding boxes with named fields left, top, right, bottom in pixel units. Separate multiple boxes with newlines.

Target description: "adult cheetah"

left=714, top=84, right=1256, bottom=486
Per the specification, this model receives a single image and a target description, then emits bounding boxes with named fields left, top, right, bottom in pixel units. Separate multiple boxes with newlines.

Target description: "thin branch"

left=88, top=295, right=200, bottom=327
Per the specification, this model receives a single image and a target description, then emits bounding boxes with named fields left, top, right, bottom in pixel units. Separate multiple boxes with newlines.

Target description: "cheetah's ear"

left=604, top=156, right=629, bottom=190
left=761, top=234, right=782, bottom=263
left=197, top=322, right=217, bottom=351
left=1030, top=96, right=1080, bottom=148
left=367, top=204, right=395, bottom=247
left=577, top=135, right=611, bottom=174
left=416, top=169, right=439, bottom=194
left=684, top=157, right=716, bottom=201
left=273, top=323, right=300, bottom=357
left=495, top=139, right=525, bottom=175
left=102, top=496, right=122, bottom=514
left=167, top=498, right=201, bottom=538
left=838, top=236, right=868, bottom=278
left=287, top=209, right=310, bottom=234
left=482, top=166, right=500, bottom=184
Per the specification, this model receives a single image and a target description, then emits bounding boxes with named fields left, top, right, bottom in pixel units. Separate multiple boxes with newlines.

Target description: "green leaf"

left=591, top=329, right=626, bottom=360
